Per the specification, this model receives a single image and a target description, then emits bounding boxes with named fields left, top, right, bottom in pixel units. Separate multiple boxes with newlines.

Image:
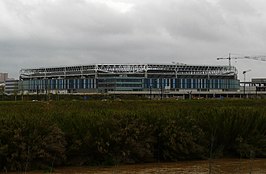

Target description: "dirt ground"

left=2, top=159, right=266, bottom=174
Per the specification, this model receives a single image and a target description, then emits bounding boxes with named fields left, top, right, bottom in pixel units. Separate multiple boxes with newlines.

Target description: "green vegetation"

left=0, top=99, right=266, bottom=172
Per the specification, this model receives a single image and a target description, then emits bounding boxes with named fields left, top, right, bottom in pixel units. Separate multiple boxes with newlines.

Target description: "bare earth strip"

left=2, top=159, right=266, bottom=174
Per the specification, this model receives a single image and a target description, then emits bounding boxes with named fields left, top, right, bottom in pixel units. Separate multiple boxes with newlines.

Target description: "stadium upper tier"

left=20, top=64, right=237, bottom=79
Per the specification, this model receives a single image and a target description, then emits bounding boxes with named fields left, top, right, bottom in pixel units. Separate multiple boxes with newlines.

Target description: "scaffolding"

left=20, top=64, right=237, bottom=79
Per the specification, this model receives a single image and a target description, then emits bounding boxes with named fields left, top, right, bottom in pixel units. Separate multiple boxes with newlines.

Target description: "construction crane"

left=217, top=53, right=266, bottom=67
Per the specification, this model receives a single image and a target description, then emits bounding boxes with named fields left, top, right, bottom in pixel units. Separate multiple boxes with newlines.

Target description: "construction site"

left=0, top=54, right=266, bottom=100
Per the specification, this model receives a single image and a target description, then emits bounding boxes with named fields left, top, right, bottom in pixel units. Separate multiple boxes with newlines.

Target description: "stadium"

left=19, top=63, right=240, bottom=96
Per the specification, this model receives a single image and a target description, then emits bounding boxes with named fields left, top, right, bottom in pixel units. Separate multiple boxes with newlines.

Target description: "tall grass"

left=0, top=100, right=266, bottom=171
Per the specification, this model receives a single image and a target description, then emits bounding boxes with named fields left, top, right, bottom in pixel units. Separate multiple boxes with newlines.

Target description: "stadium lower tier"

left=20, top=77, right=240, bottom=94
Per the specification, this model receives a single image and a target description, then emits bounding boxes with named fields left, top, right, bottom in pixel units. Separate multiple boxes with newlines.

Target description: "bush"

left=0, top=99, right=266, bottom=171
left=0, top=113, right=66, bottom=171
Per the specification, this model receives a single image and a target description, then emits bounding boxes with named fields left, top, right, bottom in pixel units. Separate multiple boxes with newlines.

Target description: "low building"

left=4, top=78, right=19, bottom=94
left=252, top=78, right=266, bottom=91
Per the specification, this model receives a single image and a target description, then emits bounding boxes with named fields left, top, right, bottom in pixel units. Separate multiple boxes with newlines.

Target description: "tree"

left=0, top=84, right=4, bottom=100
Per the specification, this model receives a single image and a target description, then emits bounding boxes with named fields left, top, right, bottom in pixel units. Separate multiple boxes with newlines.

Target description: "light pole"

left=149, top=85, right=152, bottom=100
left=243, top=69, right=251, bottom=98
left=160, top=79, right=163, bottom=100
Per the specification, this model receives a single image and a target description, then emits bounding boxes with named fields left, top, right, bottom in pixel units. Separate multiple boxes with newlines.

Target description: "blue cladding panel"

left=187, top=79, right=191, bottom=88
left=22, top=77, right=239, bottom=92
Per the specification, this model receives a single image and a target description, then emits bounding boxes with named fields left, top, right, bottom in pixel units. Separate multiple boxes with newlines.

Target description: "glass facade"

left=98, top=78, right=143, bottom=91
left=22, top=78, right=96, bottom=92
left=144, top=78, right=239, bottom=90
left=21, top=77, right=240, bottom=92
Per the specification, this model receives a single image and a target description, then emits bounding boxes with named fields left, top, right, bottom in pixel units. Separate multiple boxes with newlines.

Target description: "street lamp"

left=160, top=78, right=164, bottom=100
left=243, top=69, right=251, bottom=98
left=149, top=85, right=152, bottom=100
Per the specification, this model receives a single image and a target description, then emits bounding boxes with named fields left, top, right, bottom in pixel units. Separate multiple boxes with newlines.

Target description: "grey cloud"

left=38, top=1, right=134, bottom=35
left=218, top=0, right=257, bottom=16
left=130, top=0, right=226, bottom=42
left=0, top=0, right=266, bottom=80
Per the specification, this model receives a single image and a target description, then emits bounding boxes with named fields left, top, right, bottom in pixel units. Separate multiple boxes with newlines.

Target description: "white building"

left=4, top=78, right=19, bottom=94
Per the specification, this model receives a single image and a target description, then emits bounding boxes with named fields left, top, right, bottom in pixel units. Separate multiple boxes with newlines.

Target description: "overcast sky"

left=1, top=0, right=266, bottom=81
